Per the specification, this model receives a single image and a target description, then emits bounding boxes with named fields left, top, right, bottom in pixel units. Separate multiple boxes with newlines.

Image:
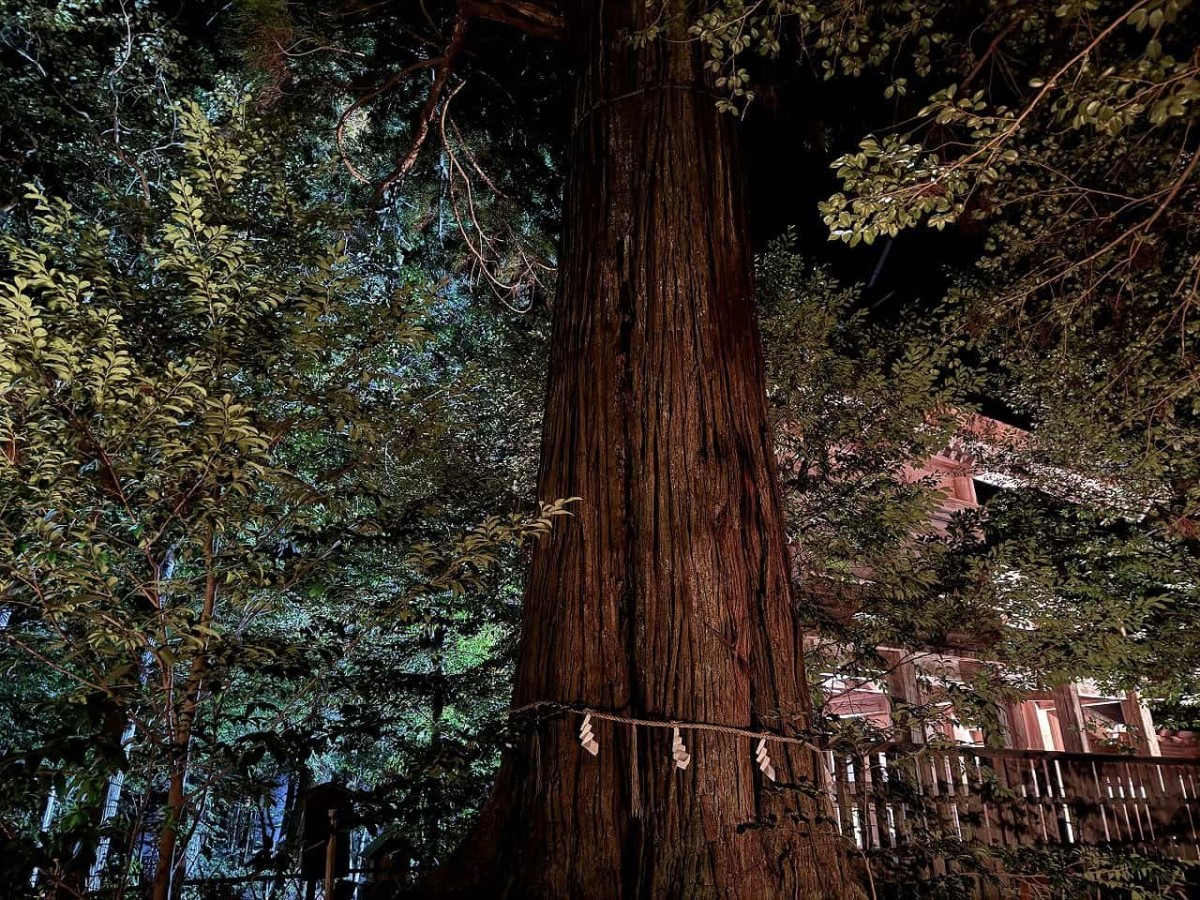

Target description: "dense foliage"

left=0, top=2, right=562, bottom=892
left=0, top=94, right=568, bottom=892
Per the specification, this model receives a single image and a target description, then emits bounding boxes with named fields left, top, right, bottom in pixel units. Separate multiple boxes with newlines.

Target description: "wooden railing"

left=823, top=745, right=1200, bottom=861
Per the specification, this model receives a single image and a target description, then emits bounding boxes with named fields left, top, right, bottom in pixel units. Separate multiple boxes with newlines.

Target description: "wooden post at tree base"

left=1051, top=683, right=1091, bottom=754
left=1120, top=690, right=1162, bottom=757
left=324, top=809, right=338, bottom=900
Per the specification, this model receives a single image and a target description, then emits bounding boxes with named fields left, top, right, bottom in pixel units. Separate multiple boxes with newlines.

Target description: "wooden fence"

left=823, top=746, right=1200, bottom=861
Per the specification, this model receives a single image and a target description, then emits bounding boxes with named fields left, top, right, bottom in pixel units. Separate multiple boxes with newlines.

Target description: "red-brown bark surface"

left=429, top=1, right=864, bottom=896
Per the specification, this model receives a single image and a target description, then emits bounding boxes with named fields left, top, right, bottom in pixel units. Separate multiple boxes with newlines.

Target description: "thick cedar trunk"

left=431, top=1, right=863, bottom=896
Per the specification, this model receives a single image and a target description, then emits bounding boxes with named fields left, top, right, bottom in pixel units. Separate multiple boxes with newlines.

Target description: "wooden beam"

left=461, top=0, right=565, bottom=39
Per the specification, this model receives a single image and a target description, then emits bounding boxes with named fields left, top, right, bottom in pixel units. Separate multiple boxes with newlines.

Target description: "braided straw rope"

left=507, top=700, right=827, bottom=754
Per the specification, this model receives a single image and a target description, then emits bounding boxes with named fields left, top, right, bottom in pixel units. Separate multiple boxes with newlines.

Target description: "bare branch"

left=373, top=11, right=471, bottom=205
left=336, top=56, right=443, bottom=184
left=959, top=14, right=1022, bottom=93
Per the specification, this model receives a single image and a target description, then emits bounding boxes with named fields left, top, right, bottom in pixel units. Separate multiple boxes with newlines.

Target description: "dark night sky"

left=739, top=68, right=983, bottom=316
left=738, top=67, right=1023, bottom=426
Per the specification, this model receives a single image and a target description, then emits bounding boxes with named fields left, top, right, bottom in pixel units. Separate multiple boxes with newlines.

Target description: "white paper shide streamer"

left=671, top=727, right=690, bottom=770
left=755, top=737, right=776, bottom=782
left=565, top=707, right=793, bottom=780
left=579, top=713, right=599, bottom=756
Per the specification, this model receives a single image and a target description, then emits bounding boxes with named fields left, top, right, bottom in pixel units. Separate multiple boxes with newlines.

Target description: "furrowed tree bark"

left=429, top=1, right=864, bottom=896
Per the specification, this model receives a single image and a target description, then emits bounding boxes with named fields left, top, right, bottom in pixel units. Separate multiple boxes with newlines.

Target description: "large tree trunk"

left=431, top=1, right=863, bottom=896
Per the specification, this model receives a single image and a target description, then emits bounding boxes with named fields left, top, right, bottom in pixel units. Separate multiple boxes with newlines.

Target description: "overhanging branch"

left=460, top=0, right=565, bottom=40
left=372, top=10, right=471, bottom=205
left=347, top=0, right=563, bottom=204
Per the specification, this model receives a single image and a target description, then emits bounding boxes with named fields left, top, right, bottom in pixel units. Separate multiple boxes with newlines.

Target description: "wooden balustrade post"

left=881, top=649, right=926, bottom=745
left=1051, top=683, right=1091, bottom=754
left=1120, top=691, right=1162, bottom=757
left=1001, top=700, right=1033, bottom=751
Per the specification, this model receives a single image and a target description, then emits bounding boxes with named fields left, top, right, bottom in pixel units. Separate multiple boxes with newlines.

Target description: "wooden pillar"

left=1000, top=700, right=1033, bottom=751
left=951, top=475, right=977, bottom=504
left=1051, top=683, right=1091, bottom=753
left=959, top=659, right=1011, bottom=749
left=881, top=649, right=926, bottom=745
left=1120, top=690, right=1162, bottom=757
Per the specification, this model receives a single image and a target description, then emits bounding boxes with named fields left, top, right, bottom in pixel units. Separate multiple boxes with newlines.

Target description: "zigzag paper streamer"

left=671, top=727, right=690, bottom=770
left=579, top=713, right=599, bottom=756
left=755, top=737, right=776, bottom=782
